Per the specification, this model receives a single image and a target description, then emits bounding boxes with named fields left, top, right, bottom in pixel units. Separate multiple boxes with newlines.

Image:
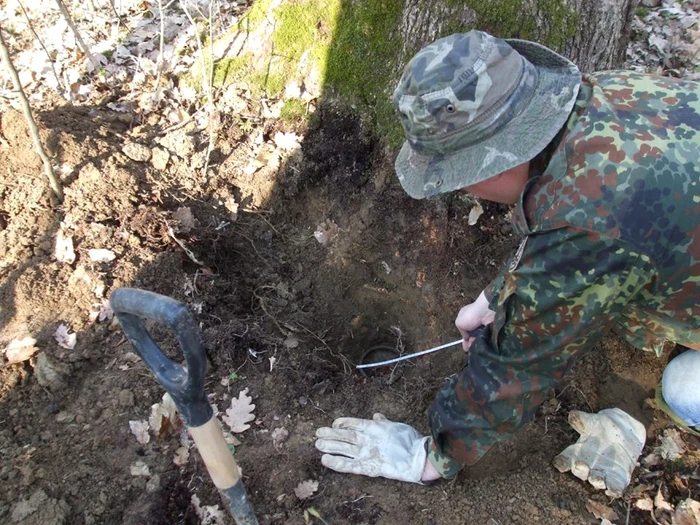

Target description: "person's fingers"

left=603, top=470, right=627, bottom=497
left=551, top=446, right=576, bottom=473
left=462, top=336, right=475, bottom=352
left=332, top=417, right=372, bottom=431
left=587, top=470, right=607, bottom=491
left=315, top=427, right=359, bottom=444
left=567, top=410, right=596, bottom=436
left=321, top=454, right=377, bottom=476
left=315, top=438, right=359, bottom=457
left=571, top=460, right=591, bottom=481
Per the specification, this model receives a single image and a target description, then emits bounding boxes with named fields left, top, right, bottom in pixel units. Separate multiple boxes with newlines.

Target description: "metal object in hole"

left=356, top=326, right=486, bottom=369
left=110, top=288, right=259, bottom=525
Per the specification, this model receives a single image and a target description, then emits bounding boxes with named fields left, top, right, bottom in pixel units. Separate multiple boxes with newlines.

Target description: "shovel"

left=110, top=288, right=259, bottom=525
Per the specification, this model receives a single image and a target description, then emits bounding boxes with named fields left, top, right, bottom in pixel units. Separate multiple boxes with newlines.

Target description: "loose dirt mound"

left=0, top=100, right=697, bottom=525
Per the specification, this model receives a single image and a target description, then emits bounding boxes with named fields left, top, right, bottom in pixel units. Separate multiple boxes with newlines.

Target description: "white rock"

left=122, top=142, right=152, bottom=162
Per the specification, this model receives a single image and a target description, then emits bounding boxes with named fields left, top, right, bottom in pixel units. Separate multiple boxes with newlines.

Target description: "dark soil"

left=0, top=98, right=697, bottom=525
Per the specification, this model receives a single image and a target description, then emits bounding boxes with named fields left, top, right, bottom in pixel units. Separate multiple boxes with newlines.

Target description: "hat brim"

left=394, top=39, right=581, bottom=199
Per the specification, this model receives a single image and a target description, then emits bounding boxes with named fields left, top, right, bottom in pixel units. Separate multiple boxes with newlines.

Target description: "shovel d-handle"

left=110, top=288, right=259, bottom=525
left=110, top=287, right=212, bottom=427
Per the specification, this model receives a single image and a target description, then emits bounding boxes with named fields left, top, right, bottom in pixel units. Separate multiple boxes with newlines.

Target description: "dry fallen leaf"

left=149, top=393, right=180, bottom=438
left=172, top=207, right=196, bottom=233
left=313, top=220, right=339, bottom=245
left=130, top=460, right=150, bottom=477
left=55, top=233, right=76, bottom=264
left=284, top=335, right=299, bottom=349
left=271, top=427, right=289, bottom=448
left=89, top=300, right=114, bottom=323
left=635, top=496, right=654, bottom=511
left=129, top=420, right=150, bottom=445
left=222, top=388, right=256, bottom=433
left=191, top=494, right=226, bottom=525
left=586, top=499, right=619, bottom=521
left=658, top=429, right=686, bottom=460
left=294, top=479, right=319, bottom=500
left=673, top=499, right=700, bottom=525
left=273, top=131, right=301, bottom=151
left=88, top=248, right=116, bottom=262
left=54, top=324, right=76, bottom=350
left=654, top=486, right=673, bottom=512
left=4, top=336, right=38, bottom=364
left=468, top=200, right=484, bottom=226
left=173, top=446, right=190, bottom=466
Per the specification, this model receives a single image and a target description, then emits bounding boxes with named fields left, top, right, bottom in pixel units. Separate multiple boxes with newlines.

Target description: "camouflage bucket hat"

left=393, top=30, right=581, bottom=199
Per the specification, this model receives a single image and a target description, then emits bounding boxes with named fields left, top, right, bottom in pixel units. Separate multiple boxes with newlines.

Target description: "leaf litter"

left=4, top=336, right=38, bottom=364
left=53, top=324, right=77, bottom=349
left=222, top=388, right=256, bottom=433
left=294, top=480, right=319, bottom=500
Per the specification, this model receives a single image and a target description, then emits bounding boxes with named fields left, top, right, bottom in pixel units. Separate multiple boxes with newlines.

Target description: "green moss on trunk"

left=207, top=0, right=579, bottom=146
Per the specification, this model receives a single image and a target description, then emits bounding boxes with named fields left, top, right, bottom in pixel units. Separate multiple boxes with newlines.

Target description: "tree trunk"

left=562, top=0, right=639, bottom=72
left=398, top=0, right=640, bottom=73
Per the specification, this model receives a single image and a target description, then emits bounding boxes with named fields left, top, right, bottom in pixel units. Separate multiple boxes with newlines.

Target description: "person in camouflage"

left=315, top=30, right=700, bottom=485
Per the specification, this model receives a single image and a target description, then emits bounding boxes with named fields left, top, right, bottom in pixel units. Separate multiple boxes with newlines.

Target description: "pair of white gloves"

left=315, top=409, right=645, bottom=495
left=315, top=292, right=647, bottom=495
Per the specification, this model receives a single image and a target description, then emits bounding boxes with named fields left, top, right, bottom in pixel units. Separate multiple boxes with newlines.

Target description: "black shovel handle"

left=110, top=288, right=212, bottom=427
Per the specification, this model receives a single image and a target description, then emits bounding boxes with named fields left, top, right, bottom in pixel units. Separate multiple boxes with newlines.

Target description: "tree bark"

left=562, top=0, right=639, bottom=72
left=398, top=0, right=640, bottom=73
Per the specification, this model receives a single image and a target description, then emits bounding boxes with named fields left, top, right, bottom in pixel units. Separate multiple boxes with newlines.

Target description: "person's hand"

left=315, top=413, right=429, bottom=484
left=552, top=408, right=646, bottom=497
left=455, top=291, right=496, bottom=350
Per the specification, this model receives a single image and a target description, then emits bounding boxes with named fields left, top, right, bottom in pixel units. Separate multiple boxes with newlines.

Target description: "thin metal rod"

left=356, top=339, right=464, bottom=369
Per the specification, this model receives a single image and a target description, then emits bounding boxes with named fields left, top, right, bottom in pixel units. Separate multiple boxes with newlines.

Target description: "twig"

left=0, top=27, right=63, bottom=201
left=17, top=0, right=64, bottom=92
left=153, top=0, right=166, bottom=100
left=230, top=229, right=274, bottom=268
left=167, top=226, right=204, bottom=265
left=252, top=289, right=287, bottom=336
left=625, top=498, right=631, bottom=525
left=54, top=0, right=101, bottom=70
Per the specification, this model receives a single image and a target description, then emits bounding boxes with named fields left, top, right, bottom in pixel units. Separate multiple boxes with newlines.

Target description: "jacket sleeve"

left=426, top=227, right=656, bottom=478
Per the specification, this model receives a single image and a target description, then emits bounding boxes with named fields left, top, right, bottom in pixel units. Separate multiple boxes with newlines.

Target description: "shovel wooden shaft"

left=189, top=417, right=258, bottom=525
left=188, top=417, right=241, bottom=489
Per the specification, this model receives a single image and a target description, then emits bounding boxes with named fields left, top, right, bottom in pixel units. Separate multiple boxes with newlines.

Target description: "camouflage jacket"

left=427, top=71, right=700, bottom=477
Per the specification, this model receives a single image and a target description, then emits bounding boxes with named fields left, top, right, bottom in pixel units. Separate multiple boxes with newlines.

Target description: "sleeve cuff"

left=426, top=436, right=463, bottom=479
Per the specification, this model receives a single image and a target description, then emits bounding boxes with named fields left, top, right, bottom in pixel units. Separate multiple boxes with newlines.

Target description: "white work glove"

left=552, top=408, right=646, bottom=497
left=455, top=291, right=496, bottom=350
left=315, top=413, right=429, bottom=484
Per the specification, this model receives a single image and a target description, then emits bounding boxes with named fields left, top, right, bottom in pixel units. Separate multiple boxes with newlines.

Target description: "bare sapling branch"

left=17, top=0, right=64, bottom=92
left=54, top=0, right=101, bottom=70
left=0, top=26, right=64, bottom=201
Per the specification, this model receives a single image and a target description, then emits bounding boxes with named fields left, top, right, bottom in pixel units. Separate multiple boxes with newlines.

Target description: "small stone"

left=40, top=431, right=53, bottom=442
left=641, top=0, right=661, bottom=6
left=122, top=142, right=151, bottom=162
left=151, top=147, right=170, bottom=170
left=34, top=352, right=68, bottom=388
left=157, top=130, right=196, bottom=159
left=55, top=411, right=75, bottom=424
left=118, top=389, right=135, bottom=407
